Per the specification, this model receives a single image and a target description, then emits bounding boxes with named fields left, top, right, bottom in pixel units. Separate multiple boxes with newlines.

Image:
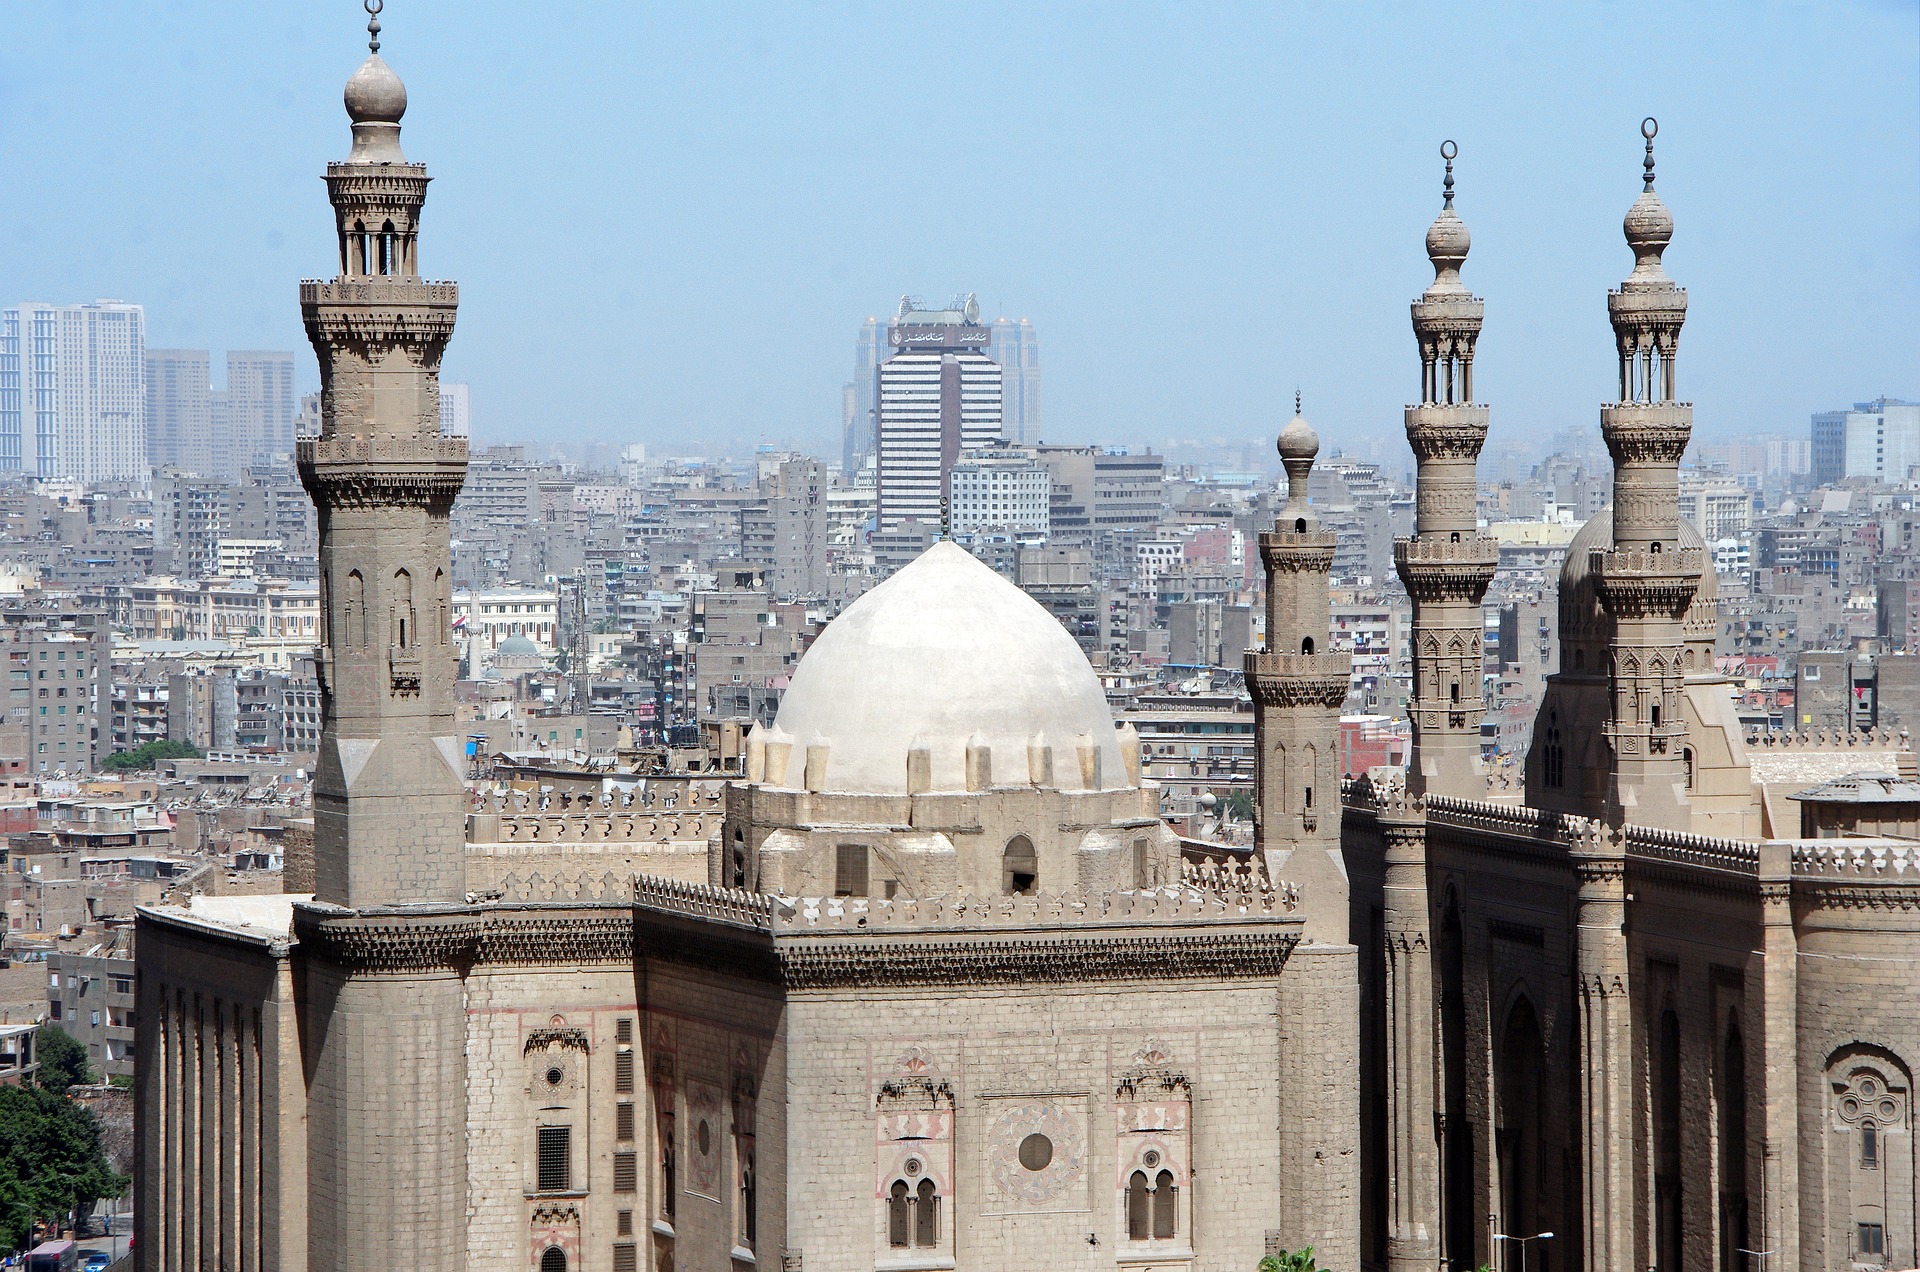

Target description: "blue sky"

left=2, top=2, right=1915, bottom=462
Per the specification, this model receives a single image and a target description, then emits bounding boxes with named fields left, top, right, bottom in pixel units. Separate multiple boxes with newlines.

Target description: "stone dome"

left=345, top=54, right=407, bottom=124
left=1277, top=412, right=1320, bottom=462
left=1425, top=207, right=1470, bottom=285
left=770, top=542, right=1127, bottom=795
left=495, top=635, right=542, bottom=658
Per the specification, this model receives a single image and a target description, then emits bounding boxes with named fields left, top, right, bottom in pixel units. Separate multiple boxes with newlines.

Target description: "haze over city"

left=3, top=1, right=1915, bottom=460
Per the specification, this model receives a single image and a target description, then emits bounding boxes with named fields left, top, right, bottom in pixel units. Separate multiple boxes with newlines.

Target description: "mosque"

left=133, top=14, right=1920, bottom=1272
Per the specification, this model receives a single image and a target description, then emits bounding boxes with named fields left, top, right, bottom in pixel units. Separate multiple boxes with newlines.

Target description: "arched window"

left=540, top=1248, right=567, bottom=1272
left=1301, top=637, right=1315, bottom=655
left=1656, top=1008, right=1683, bottom=1270
left=1152, top=1169, right=1177, bottom=1238
left=1003, top=835, right=1037, bottom=895
left=394, top=569, right=414, bottom=649
left=379, top=220, right=396, bottom=275
left=1127, top=1170, right=1151, bottom=1240
left=1651, top=703, right=1662, bottom=729
left=1863, top=1120, right=1880, bottom=1168
left=1294, top=517, right=1307, bottom=533
left=344, top=570, right=366, bottom=648
left=888, top=1180, right=911, bottom=1248
left=1719, top=1019, right=1750, bottom=1272
left=915, top=1177, right=939, bottom=1247
left=1449, top=680, right=1460, bottom=704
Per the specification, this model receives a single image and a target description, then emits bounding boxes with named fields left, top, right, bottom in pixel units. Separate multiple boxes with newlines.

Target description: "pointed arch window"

left=1003, top=835, right=1037, bottom=895
left=1126, top=1171, right=1151, bottom=1240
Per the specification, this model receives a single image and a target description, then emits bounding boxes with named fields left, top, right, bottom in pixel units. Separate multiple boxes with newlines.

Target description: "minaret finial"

left=1640, top=116, right=1657, bottom=191
left=1295, top=388, right=1302, bottom=416
left=365, top=0, right=383, bottom=54
left=1441, top=139, right=1457, bottom=209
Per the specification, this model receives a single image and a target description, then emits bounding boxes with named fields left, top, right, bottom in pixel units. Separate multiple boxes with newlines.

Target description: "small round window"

left=545, top=1066, right=564, bottom=1087
left=1018, top=1133, right=1053, bottom=1172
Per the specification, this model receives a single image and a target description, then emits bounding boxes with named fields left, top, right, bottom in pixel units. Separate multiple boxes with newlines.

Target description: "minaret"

left=1594, top=118, right=1699, bottom=827
left=1395, top=142, right=1499, bottom=798
left=294, top=7, right=472, bottom=1271
left=300, top=5, right=468, bottom=905
left=1248, top=400, right=1359, bottom=1269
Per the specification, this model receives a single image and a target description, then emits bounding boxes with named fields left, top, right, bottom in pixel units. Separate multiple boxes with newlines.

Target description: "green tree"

left=1222, top=791, right=1255, bottom=823
left=34, top=1026, right=93, bottom=1095
left=100, top=739, right=200, bottom=773
left=0, top=1083, right=124, bottom=1250
left=1259, top=1248, right=1320, bottom=1272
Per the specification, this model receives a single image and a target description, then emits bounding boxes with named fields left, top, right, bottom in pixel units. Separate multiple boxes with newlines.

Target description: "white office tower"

left=991, top=316, right=1041, bottom=444
left=948, top=448, right=1051, bottom=537
left=147, top=349, right=215, bottom=475
left=876, top=294, right=1002, bottom=530
left=440, top=381, right=472, bottom=437
left=0, top=300, right=147, bottom=483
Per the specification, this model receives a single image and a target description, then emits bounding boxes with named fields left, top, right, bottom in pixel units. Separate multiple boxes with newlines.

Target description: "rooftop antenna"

left=365, top=0, right=383, bottom=54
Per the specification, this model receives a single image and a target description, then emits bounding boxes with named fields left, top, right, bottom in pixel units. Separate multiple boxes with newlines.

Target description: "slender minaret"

left=1248, top=400, right=1359, bottom=1270
left=1396, top=142, right=1499, bottom=798
left=1593, top=118, right=1699, bottom=827
left=295, top=6, right=471, bottom=1270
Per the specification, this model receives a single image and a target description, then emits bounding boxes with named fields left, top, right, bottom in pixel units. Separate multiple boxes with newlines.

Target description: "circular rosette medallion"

left=987, top=1101, right=1086, bottom=1208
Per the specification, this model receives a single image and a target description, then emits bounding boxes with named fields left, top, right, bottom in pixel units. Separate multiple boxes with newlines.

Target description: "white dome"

left=771, top=542, right=1126, bottom=795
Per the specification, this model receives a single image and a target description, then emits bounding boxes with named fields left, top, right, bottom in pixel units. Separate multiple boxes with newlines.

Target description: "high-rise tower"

left=1246, top=402, right=1359, bottom=1269
left=1395, top=142, right=1498, bottom=798
left=1594, top=118, right=1699, bottom=826
left=875, top=294, right=1001, bottom=529
left=294, top=7, right=471, bottom=1268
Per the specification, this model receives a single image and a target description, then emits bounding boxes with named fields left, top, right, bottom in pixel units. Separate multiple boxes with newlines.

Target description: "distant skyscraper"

left=991, top=316, right=1041, bottom=444
left=1812, top=398, right=1920, bottom=486
left=224, top=350, right=297, bottom=473
left=440, top=381, right=472, bottom=437
left=876, top=295, right=1002, bottom=530
left=0, top=300, right=147, bottom=482
left=842, top=316, right=883, bottom=475
left=146, top=349, right=215, bottom=474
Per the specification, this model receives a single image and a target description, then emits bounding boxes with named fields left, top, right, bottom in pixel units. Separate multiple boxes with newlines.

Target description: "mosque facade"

left=134, top=19, right=1920, bottom=1272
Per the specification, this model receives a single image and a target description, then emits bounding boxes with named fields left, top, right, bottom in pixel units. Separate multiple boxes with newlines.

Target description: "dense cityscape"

left=1, top=4, right=1916, bottom=1272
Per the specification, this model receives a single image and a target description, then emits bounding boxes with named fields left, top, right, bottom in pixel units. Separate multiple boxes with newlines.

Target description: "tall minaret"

left=1594, top=118, right=1698, bottom=827
left=295, top=7, right=472, bottom=1271
left=1395, top=142, right=1498, bottom=798
left=300, top=5, right=467, bottom=905
left=1248, top=401, right=1359, bottom=1270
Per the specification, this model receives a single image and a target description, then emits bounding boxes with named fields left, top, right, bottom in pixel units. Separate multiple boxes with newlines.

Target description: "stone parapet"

left=1745, top=727, right=1909, bottom=751
left=1623, top=823, right=1758, bottom=876
left=772, top=883, right=1297, bottom=933
left=1792, top=840, right=1920, bottom=880
left=300, top=278, right=458, bottom=306
left=635, top=874, right=774, bottom=929
left=466, top=809, right=722, bottom=844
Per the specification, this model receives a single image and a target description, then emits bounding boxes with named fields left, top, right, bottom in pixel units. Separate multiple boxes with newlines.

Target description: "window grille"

left=615, top=1049, right=634, bottom=1093
left=616, top=1017, right=633, bottom=1044
left=835, top=844, right=868, bottom=896
left=616, top=1100, right=635, bottom=1141
left=539, top=1247, right=566, bottom=1272
left=536, top=1126, right=571, bottom=1193
left=614, top=1151, right=638, bottom=1193
left=612, top=1246, right=637, bottom=1272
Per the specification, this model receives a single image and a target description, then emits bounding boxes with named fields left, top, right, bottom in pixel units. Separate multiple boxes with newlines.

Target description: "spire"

left=1276, top=396, right=1320, bottom=517
left=344, top=0, right=407, bottom=163
left=1622, top=117, right=1674, bottom=286
left=1423, top=140, right=1470, bottom=296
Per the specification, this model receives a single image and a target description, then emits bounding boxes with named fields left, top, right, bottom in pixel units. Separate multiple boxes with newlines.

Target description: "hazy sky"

left=3, top=2, right=1915, bottom=463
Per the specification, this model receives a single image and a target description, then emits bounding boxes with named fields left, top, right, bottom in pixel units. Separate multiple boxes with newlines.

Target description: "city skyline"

left=1, top=3, right=1914, bottom=461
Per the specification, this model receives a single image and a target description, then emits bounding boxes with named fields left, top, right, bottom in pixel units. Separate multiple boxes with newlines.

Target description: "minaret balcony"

left=1393, top=536, right=1498, bottom=600
left=1606, top=285, right=1688, bottom=314
left=1600, top=403, right=1692, bottom=461
left=1244, top=650, right=1352, bottom=708
left=301, top=278, right=457, bottom=305
left=1258, top=533, right=1336, bottom=573
left=1409, top=294, right=1484, bottom=327
left=1591, top=546, right=1701, bottom=618
left=1402, top=404, right=1489, bottom=456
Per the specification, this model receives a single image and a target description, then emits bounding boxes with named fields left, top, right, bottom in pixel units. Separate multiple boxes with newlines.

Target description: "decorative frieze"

left=776, top=931, right=1295, bottom=990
